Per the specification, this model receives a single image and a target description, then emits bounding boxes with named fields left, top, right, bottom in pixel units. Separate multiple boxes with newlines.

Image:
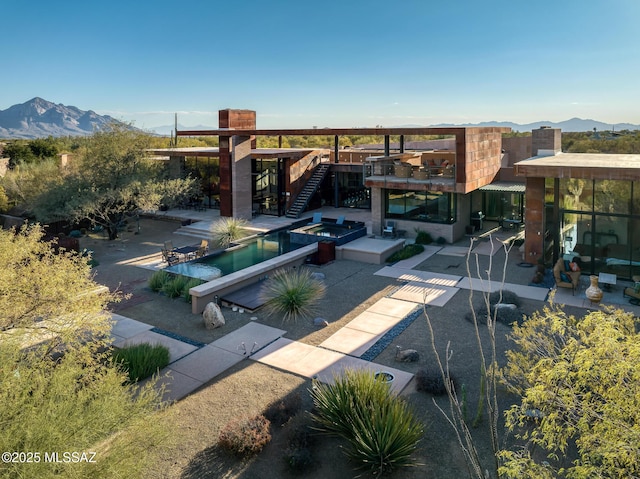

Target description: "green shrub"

left=414, top=229, right=433, bottom=245
left=112, top=343, right=170, bottom=383
left=311, top=369, right=423, bottom=475
left=218, top=414, right=272, bottom=457
left=415, top=369, right=454, bottom=395
left=260, top=268, right=326, bottom=322
left=263, top=392, right=302, bottom=427
left=386, top=243, right=424, bottom=263
left=436, top=236, right=447, bottom=245
left=161, top=274, right=189, bottom=298
left=182, top=277, right=204, bottom=303
left=284, top=446, right=313, bottom=473
left=149, top=270, right=171, bottom=292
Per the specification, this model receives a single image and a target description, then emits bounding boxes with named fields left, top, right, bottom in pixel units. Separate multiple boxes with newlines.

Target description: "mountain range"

left=1, top=98, right=638, bottom=139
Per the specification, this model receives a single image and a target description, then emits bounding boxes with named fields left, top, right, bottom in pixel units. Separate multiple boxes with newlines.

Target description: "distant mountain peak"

left=0, top=97, right=127, bottom=139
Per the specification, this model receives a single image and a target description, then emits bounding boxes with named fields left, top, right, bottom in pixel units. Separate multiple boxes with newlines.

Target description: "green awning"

left=478, top=182, right=525, bottom=193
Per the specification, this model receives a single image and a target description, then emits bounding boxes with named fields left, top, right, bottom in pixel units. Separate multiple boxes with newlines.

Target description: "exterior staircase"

left=285, top=163, right=330, bottom=218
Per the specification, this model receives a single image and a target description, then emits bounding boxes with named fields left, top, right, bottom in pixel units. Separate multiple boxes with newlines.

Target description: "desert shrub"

left=263, top=392, right=302, bottom=427
left=161, top=274, right=189, bottom=298
left=182, top=277, right=204, bottom=302
left=210, top=217, right=249, bottom=248
left=311, top=369, right=423, bottom=475
left=218, top=414, right=271, bottom=457
left=284, top=446, right=314, bottom=473
left=386, top=243, right=424, bottom=262
left=149, top=270, right=171, bottom=292
left=112, top=343, right=170, bottom=383
left=414, top=229, right=433, bottom=245
left=260, top=268, right=327, bottom=322
left=415, top=369, right=454, bottom=395
left=285, top=411, right=315, bottom=449
left=436, top=236, right=447, bottom=245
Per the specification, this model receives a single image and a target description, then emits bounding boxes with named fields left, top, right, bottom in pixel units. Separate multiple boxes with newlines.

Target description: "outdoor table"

left=598, top=272, right=617, bottom=291
left=173, top=245, right=199, bottom=261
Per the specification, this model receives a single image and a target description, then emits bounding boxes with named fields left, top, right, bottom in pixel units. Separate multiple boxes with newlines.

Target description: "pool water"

left=165, top=230, right=305, bottom=281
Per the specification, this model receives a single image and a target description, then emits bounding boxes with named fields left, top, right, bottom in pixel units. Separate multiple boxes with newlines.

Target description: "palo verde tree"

left=0, top=225, right=169, bottom=479
left=499, top=303, right=640, bottom=478
left=32, top=124, right=198, bottom=239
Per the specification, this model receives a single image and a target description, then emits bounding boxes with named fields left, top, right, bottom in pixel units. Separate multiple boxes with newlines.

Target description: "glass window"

left=385, top=189, right=455, bottom=224
left=594, top=180, right=630, bottom=214
left=560, top=178, right=593, bottom=212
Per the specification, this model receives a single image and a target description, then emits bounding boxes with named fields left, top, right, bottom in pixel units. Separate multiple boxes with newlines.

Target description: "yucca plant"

left=311, top=369, right=423, bottom=475
left=112, top=343, right=170, bottom=383
left=148, top=270, right=171, bottom=292
left=259, top=268, right=326, bottom=322
left=210, top=217, right=249, bottom=248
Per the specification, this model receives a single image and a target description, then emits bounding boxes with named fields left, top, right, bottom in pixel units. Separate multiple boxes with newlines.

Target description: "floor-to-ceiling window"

left=185, top=156, right=220, bottom=208
left=558, top=178, right=640, bottom=279
left=385, top=189, right=456, bottom=224
left=252, top=158, right=284, bottom=216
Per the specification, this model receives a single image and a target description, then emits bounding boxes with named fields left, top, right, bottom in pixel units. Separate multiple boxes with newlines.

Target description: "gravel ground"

left=84, top=218, right=586, bottom=478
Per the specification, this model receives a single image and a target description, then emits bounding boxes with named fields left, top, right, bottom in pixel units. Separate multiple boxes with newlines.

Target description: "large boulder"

left=203, top=302, right=225, bottom=329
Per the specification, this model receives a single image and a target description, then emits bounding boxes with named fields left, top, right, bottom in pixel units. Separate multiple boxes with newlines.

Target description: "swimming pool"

left=289, top=221, right=367, bottom=246
left=165, top=230, right=306, bottom=281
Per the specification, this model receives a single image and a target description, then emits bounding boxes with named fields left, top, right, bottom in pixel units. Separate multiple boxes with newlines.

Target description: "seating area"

left=553, top=258, right=581, bottom=294
left=623, top=275, right=640, bottom=304
left=161, top=240, right=209, bottom=265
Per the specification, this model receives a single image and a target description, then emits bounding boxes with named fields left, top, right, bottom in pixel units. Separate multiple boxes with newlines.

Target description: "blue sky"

left=2, top=0, right=639, bottom=129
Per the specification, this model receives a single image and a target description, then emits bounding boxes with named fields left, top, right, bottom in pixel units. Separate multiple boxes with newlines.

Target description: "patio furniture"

left=336, top=215, right=345, bottom=225
left=164, top=240, right=174, bottom=251
left=623, top=275, right=640, bottom=304
left=382, top=220, right=396, bottom=238
left=553, top=258, right=580, bottom=294
left=161, top=248, right=180, bottom=266
left=309, top=212, right=323, bottom=224
left=173, top=245, right=199, bottom=261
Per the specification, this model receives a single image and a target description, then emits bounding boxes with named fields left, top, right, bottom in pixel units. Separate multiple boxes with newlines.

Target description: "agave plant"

left=259, top=268, right=326, bottom=322
left=209, top=217, right=250, bottom=248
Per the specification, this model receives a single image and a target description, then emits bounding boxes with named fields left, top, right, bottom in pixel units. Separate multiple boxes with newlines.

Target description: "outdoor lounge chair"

left=553, top=258, right=580, bottom=294
left=336, top=215, right=345, bottom=225
left=382, top=220, right=396, bottom=238
left=164, top=240, right=174, bottom=252
left=309, top=212, right=322, bottom=224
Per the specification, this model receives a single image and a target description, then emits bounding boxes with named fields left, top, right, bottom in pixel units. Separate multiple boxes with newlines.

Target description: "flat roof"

left=514, top=152, right=640, bottom=180
left=176, top=126, right=511, bottom=137
left=148, top=147, right=329, bottom=159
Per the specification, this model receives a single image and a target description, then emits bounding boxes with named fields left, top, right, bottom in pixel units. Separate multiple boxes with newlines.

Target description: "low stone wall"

left=335, top=238, right=405, bottom=264
left=190, top=243, right=317, bottom=314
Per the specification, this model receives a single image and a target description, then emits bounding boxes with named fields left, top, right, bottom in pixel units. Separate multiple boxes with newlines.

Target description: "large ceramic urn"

left=585, top=275, right=603, bottom=304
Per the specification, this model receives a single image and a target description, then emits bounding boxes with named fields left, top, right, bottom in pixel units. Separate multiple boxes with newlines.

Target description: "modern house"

left=159, top=109, right=640, bottom=280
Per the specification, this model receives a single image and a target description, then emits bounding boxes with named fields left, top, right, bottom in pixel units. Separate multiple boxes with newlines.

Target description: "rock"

left=203, top=302, right=225, bottom=329
left=396, top=348, right=420, bottom=362
left=494, top=303, right=517, bottom=311
left=310, top=272, right=325, bottom=281
left=313, top=317, right=329, bottom=327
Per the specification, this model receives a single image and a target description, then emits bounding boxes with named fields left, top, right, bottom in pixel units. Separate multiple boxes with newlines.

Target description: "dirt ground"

left=83, top=217, right=587, bottom=479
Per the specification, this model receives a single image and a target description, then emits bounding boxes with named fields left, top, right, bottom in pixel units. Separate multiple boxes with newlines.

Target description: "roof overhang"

left=478, top=182, right=525, bottom=193
left=514, top=152, right=640, bottom=180
left=147, top=147, right=329, bottom=160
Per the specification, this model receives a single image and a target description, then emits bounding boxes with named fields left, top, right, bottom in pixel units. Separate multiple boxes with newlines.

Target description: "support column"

left=232, top=135, right=253, bottom=219
left=371, top=188, right=384, bottom=236
left=384, top=135, right=390, bottom=156
left=334, top=135, right=339, bottom=208
left=524, top=177, right=545, bottom=263
left=218, top=109, right=256, bottom=217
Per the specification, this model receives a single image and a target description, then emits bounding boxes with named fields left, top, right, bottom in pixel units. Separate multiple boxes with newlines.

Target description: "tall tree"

left=0, top=225, right=168, bottom=478
left=33, top=124, right=198, bottom=239
left=500, top=303, right=640, bottom=478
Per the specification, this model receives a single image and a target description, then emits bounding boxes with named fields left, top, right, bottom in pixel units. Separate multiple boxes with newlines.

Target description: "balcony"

left=363, top=154, right=456, bottom=192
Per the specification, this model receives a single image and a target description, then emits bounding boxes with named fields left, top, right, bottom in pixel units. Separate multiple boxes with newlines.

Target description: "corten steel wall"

left=457, top=129, right=504, bottom=193
left=219, top=110, right=256, bottom=217
left=524, top=177, right=545, bottom=262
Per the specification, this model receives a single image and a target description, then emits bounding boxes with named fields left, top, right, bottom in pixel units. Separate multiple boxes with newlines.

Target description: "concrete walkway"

left=116, top=208, right=640, bottom=404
